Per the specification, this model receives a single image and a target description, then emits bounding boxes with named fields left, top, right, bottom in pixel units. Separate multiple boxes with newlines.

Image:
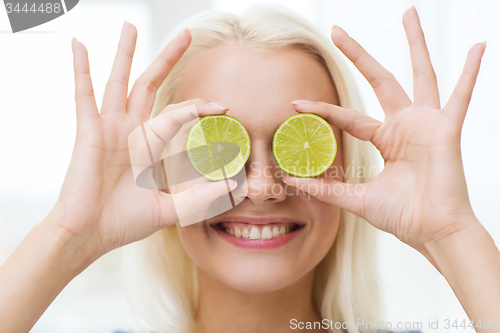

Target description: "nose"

left=244, top=143, right=287, bottom=205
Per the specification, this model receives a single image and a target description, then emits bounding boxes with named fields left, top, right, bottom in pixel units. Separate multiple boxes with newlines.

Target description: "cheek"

left=175, top=224, right=213, bottom=268
left=305, top=197, right=342, bottom=253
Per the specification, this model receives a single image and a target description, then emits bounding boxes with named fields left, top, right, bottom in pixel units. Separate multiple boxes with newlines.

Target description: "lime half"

left=186, top=114, right=251, bottom=181
left=273, top=113, right=336, bottom=178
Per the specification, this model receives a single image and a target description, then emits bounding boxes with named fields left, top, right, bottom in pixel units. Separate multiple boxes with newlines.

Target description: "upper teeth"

left=224, top=225, right=291, bottom=239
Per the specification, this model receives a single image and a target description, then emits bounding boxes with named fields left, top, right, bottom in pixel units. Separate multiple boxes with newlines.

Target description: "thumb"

left=156, top=179, right=238, bottom=228
left=283, top=175, right=367, bottom=219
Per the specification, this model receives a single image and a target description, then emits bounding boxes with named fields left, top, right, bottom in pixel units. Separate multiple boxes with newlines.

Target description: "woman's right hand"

left=48, top=22, right=232, bottom=259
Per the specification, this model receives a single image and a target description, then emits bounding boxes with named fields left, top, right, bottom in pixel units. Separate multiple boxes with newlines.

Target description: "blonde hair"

left=123, top=5, right=383, bottom=333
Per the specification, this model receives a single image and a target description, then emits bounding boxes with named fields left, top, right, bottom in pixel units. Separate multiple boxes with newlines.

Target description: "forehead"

left=174, top=42, right=339, bottom=133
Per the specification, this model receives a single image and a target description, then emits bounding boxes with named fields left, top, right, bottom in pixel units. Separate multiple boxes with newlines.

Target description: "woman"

left=0, top=4, right=498, bottom=333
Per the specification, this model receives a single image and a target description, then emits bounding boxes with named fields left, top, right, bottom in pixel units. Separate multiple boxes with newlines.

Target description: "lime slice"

left=273, top=113, right=336, bottom=178
left=186, top=114, right=251, bottom=181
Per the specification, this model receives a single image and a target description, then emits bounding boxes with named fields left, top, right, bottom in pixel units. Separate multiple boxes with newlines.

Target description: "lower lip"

left=212, top=224, right=302, bottom=249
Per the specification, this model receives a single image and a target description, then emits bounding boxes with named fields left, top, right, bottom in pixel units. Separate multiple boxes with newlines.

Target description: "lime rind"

left=272, top=113, right=337, bottom=178
left=186, top=114, right=251, bottom=181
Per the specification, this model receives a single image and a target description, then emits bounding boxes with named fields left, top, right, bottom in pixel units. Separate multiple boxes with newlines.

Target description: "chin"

left=203, top=255, right=310, bottom=293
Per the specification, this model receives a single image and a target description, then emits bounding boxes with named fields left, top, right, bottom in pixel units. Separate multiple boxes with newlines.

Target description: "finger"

left=148, top=101, right=227, bottom=150
left=283, top=175, right=367, bottom=220
left=72, top=38, right=99, bottom=123
left=157, top=179, right=238, bottom=228
left=291, top=100, right=382, bottom=142
left=101, top=21, right=138, bottom=115
left=157, top=99, right=229, bottom=118
left=127, top=28, right=191, bottom=118
left=402, top=6, right=440, bottom=108
left=443, top=42, right=486, bottom=126
left=331, top=26, right=412, bottom=114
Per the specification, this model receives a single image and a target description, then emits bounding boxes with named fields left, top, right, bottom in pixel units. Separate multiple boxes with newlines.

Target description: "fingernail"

left=410, top=5, right=419, bottom=16
left=72, top=37, right=77, bottom=54
left=228, top=179, right=238, bottom=191
left=331, top=25, right=346, bottom=34
left=208, top=102, right=229, bottom=111
left=282, top=175, right=296, bottom=186
left=174, top=28, right=190, bottom=40
left=291, top=100, right=312, bottom=106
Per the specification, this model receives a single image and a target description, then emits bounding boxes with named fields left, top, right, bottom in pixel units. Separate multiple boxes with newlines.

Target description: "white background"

left=0, top=0, right=499, bottom=332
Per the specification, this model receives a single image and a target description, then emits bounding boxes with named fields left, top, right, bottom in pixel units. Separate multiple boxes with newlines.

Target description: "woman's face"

left=173, top=41, right=343, bottom=292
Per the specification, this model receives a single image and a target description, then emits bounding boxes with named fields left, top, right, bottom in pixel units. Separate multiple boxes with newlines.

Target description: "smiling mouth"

left=212, top=222, right=304, bottom=240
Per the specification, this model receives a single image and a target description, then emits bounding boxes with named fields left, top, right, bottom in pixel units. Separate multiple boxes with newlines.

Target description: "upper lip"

left=210, top=215, right=306, bottom=226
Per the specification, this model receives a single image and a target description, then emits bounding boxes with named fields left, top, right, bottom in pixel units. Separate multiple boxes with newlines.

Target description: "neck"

left=194, top=267, right=325, bottom=333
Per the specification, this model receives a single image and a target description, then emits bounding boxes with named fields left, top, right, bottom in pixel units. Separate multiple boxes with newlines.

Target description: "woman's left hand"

left=283, top=6, right=485, bottom=260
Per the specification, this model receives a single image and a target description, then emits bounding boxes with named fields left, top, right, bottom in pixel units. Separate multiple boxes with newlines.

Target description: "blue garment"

left=115, top=327, right=424, bottom=333
left=342, top=331, right=422, bottom=333
left=344, top=330, right=422, bottom=333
